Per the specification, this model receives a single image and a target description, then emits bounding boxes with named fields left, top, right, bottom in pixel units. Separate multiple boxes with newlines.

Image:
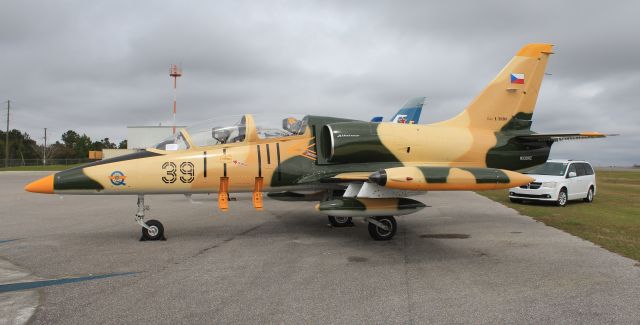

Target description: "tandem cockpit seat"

left=154, top=114, right=308, bottom=151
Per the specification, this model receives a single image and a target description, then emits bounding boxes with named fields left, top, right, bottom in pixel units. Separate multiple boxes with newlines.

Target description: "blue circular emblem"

left=109, top=171, right=126, bottom=186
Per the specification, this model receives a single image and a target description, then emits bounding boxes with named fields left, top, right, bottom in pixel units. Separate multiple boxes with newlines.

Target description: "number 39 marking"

left=162, top=161, right=194, bottom=184
left=180, top=162, right=194, bottom=183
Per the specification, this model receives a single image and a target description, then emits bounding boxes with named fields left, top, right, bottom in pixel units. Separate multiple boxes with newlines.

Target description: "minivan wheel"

left=556, top=189, right=568, bottom=207
left=583, top=187, right=594, bottom=203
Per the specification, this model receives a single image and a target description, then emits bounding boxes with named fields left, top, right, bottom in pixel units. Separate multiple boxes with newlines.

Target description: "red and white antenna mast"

left=169, top=64, right=182, bottom=135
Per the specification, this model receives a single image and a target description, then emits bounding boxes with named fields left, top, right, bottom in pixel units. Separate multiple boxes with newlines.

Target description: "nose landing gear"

left=135, top=195, right=166, bottom=241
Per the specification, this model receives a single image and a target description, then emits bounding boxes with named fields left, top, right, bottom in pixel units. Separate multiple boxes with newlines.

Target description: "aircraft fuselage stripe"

left=276, top=142, right=281, bottom=181
left=203, top=151, right=207, bottom=178
left=223, top=148, right=227, bottom=177
left=257, top=145, right=262, bottom=177
left=266, top=144, right=271, bottom=164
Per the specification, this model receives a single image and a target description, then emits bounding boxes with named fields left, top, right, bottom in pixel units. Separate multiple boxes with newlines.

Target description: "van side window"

left=575, top=163, right=586, bottom=176
left=582, top=163, right=594, bottom=175
left=567, top=164, right=577, bottom=177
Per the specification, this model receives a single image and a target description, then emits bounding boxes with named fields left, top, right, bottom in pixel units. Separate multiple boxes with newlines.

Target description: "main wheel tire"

left=328, top=216, right=353, bottom=227
left=141, top=219, right=165, bottom=241
left=368, top=216, right=397, bottom=241
left=583, top=187, right=594, bottom=203
left=556, top=189, right=568, bottom=207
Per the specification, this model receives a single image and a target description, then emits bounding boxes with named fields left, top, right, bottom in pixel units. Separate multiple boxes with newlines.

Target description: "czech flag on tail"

left=510, top=73, right=525, bottom=84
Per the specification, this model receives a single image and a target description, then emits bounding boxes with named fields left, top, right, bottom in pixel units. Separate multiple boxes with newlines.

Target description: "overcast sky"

left=1, top=0, right=638, bottom=165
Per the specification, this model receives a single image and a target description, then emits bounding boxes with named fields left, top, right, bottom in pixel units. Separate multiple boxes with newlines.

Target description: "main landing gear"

left=327, top=216, right=354, bottom=227
left=135, top=195, right=166, bottom=241
left=132, top=193, right=397, bottom=241
left=366, top=216, right=397, bottom=241
left=328, top=215, right=397, bottom=240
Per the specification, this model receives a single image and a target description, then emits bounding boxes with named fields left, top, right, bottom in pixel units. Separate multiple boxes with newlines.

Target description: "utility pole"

left=43, top=128, right=47, bottom=165
left=169, top=64, right=182, bottom=135
left=4, top=100, right=9, bottom=168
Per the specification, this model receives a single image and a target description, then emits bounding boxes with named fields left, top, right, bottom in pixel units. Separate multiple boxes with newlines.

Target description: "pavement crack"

left=191, top=224, right=263, bottom=259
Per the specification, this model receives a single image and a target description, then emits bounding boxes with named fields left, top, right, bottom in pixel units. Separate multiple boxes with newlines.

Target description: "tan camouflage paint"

left=380, top=166, right=534, bottom=191
left=78, top=130, right=314, bottom=194
left=378, top=43, right=553, bottom=167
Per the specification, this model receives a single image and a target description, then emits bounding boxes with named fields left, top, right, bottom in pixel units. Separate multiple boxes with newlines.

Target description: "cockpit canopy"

left=155, top=114, right=308, bottom=151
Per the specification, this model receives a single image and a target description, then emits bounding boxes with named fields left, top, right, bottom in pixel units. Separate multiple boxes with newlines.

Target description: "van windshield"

left=522, top=162, right=568, bottom=176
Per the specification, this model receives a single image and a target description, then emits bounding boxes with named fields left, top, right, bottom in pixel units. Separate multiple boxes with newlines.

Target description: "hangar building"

left=102, top=125, right=185, bottom=159
left=126, top=125, right=186, bottom=149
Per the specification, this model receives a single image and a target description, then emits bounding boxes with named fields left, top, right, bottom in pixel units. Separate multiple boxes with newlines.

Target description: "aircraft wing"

left=514, top=132, right=610, bottom=143
left=323, top=166, right=533, bottom=191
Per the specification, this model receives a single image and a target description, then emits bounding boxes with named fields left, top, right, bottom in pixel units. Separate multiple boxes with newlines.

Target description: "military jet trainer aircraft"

left=26, top=43, right=607, bottom=241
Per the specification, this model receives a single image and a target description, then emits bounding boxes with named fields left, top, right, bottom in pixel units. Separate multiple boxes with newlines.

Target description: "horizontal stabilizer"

left=514, top=132, right=610, bottom=143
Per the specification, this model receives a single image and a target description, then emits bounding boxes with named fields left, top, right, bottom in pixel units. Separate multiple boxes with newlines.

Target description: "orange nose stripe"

left=24, top=174, right=54, bottom=194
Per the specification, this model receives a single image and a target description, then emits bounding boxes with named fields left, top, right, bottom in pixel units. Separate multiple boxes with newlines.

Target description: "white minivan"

left=508, top=159, right=596, bottom=207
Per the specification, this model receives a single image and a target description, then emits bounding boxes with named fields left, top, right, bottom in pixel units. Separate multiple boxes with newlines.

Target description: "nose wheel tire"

left=328, top=215, right=354, bottom=227
left=368, top=216, right=397, bottom=241
left=141, top=219, right=166, bottom=241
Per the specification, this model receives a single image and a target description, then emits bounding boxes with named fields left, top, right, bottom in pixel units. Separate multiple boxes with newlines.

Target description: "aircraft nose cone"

left=25, top=174, right=54, bottom=194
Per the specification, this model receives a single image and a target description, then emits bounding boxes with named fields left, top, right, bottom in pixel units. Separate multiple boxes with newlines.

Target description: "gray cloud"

left=1, top=0, right=638, bottom=165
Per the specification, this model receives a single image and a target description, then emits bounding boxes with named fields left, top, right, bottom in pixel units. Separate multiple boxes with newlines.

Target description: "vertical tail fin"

left=438, top=43, right=553, bottom=131
left=371, top=97, right=425, bottom=123
left=390, top=96, right=425, bottom=124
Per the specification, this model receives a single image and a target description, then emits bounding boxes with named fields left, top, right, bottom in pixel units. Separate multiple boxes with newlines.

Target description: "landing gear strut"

left=135, top=195, right=165, bottom=241
left=366, top=216, right=397, bottom=241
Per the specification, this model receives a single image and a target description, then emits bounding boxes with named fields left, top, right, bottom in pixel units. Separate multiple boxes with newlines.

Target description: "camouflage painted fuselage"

left=45, top=114, right=547, bottom=195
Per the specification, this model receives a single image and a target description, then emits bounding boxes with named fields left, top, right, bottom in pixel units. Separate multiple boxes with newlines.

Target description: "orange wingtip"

left=516, top=43, right=554, bottom=57
left=25, top=174, right=54, bottom=194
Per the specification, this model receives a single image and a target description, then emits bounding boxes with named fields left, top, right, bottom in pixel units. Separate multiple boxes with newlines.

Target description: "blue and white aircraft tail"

left=371, top=96, right=425, bottom=124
